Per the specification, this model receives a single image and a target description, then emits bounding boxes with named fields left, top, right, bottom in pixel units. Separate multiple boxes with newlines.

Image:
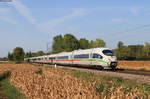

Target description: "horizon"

left=0, top=0, right=150, bottom=57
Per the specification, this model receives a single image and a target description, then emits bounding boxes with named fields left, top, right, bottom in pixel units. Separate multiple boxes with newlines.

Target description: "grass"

left=71, top=70, right=94, bottom=80
left=0, top=78, right=25, bottom=99
left=71, top=69, right=150, bottom=97
left=0, top=71, right=25, bottom=99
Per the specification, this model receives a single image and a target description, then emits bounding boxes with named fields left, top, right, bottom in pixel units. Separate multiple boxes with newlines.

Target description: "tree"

left=79, top=38, right=89, bottom=49
left=63, top=34, right=80, bottom=52
left=36, top=51, right=45, bottom=56
left=90, top=38, right=106, bottom=48
left=25, top=51, right=32, bottom=58
left=12, top=47, right=25, bottom=62
left=52, top=35, right=64, bottom=53
left=117, top=41, right=124, bottom=49
left=114, top=46, right=130, bottom=60
left=143, top=42, right=150, bottom=57
left=8, top=52, right=13, bottom=61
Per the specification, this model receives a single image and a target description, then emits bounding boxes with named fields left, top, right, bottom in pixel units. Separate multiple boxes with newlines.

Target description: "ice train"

left=25, top=48, right=117, bottom=69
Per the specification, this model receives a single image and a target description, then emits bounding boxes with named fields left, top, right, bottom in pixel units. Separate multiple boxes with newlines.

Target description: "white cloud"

left=38, top=8, right=88, bottom=33
left=8, top=0, right=88, bottom=33
left=9, top=0, right=36, bottom=24
left=0, top=8, right=17, bottom=24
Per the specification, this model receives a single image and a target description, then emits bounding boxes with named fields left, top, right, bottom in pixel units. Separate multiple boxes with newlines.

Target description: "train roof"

left=26, top=47, right=111, bottom=59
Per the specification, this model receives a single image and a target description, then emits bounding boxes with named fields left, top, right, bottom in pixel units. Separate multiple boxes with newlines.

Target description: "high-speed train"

left=25, top=48, right=117, bottom=69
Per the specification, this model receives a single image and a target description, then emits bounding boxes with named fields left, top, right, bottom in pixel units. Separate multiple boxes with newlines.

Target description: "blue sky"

left=0, top=0, right=150, bottom=57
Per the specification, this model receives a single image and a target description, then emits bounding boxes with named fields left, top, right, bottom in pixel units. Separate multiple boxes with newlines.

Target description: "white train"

left=25, top=48, right=117, bottom=69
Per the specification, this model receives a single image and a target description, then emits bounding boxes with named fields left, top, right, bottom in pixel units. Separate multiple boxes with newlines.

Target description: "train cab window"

left=93, top=54, right=103, bottom=59
left=102, top=50, right=114, bottom=56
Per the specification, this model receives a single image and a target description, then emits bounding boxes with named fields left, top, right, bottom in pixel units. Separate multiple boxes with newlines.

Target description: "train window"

left=49, top=57, right=56, bottom=59
left=102, top=50, right=114, bottom=56
left=57, top=56, right=68, bottom=59
left=93, top=54, right=103, bottom=59
left=74, top=54, right=89, bottom=59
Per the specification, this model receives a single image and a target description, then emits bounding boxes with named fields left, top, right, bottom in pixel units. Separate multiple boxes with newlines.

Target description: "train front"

left=101, top=49, right=117, bottom=69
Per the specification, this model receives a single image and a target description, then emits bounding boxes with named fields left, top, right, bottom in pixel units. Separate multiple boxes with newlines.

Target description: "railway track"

left=114, top=69, right=150, bottom=76
left=34, top=62, right=150, bottom=76
left=53, top=64, right=150, bottom=76
left=32, top=63, right=150, bottom=84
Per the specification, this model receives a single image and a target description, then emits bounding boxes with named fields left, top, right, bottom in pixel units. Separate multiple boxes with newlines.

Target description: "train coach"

left=25, top=48, right=117, bottom=69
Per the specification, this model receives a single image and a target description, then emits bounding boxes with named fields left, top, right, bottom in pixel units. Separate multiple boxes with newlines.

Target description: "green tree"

left=8, top=52, right=13, bottom=61
left=114, top=46, right=130, bottom=60
left=79, top=38, right=89, bottom=49
left=143, top=42, right=150, bottom=57
left=12, top=47, right=25, bottom=62
left=128, top=45, right=144, bottom=59
left=36, top=51, right=45, bottom=56
left=118, top=41, right=124, bottom=49
left=63, top=34, right=80, bottom=52
left=90, top=38, right=106, bottom=48
left=25, top=51, right=32, bottom=58
left=52, top=35, right=64, bottom=53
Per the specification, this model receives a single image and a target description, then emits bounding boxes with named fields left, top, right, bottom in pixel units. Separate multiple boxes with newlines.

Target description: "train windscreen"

left=102, top=50, right=114, bottom=56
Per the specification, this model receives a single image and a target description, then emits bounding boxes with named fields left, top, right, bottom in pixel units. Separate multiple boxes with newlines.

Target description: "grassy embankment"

left=0, top=71, right=25, bottom=99
left=70, top=69, right=150, bottom=98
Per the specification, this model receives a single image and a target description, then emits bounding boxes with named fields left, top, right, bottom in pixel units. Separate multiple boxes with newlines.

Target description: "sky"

left=0, top=0, right=150, bottom=57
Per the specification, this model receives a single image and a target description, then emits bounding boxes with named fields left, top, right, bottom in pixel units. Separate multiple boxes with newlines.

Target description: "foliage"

left=89, top=39, right=106, bottom=48
left=52, top=35, right=64, bottom=53
left=63, top=34, right=80, bottom=52
left=12, top=47, right=25, bottom=62
left=51, top=33, right=106, bottom=53
left=114, top=41, right=150, bottom=60
left=117, top=41, right=124, bottom=49
left=52, top=34, right=80, bottom=53
left=71, top=70, right=150, bottom=98
left=0, top=78, right=25, bottom=99
left=25, top=51, right=45, bottom=58
left=8, top=52, right=13, bottom=61
left=79, top=38, right=89, bottom=49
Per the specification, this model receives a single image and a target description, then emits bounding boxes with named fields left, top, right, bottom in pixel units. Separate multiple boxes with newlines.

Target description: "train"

left=25, top=48, right=117, bottom=69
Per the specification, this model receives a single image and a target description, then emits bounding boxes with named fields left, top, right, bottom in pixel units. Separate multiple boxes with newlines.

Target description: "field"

left=0, top=63, right=150, bottom=99
left=118, top=61, right=150, bottom=70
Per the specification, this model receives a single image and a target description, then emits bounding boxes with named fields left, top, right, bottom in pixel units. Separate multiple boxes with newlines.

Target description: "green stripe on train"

left=80, top=58, right=109, bottom=64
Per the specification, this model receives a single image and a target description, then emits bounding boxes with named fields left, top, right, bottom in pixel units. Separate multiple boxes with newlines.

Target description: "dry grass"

left=0, top=64, right=100, bottom=99
left=0, top=63, right=149, bottom=99
left=118, top=61, right=150, bottom=70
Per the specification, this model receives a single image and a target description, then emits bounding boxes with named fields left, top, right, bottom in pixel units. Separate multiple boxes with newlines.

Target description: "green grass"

left=72, top=70, right=94, bottom=80
left=0, top=78, right=25, bottom=99
left=0, top=71, right=25, bottom=99
left=71, top=69, right=150, bottom=97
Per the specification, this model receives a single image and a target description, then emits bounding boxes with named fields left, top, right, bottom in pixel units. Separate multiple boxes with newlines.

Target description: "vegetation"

left=52, top=34, right=106, bottom=53
left=8, top=33, right=149, bottom=61
left=114, top=42, right=150, bottom=60
left=0, top=71, right=25, bottom=99
left=71, top=69, right=150, bottom=98
left=8, top=47, right=25, bottom=62
left=0, top=78, right=25, bottom=99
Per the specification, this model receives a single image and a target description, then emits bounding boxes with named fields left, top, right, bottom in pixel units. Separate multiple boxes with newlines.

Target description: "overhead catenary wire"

left=106, top=23, right=150, bottom=40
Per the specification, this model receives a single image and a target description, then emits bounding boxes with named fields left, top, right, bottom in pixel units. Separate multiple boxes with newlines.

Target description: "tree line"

left=7, top=34, right=150, bottom=62
left=114, top=41, right=150, bottom=60
left=52, top=34, right=105, bottom=53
